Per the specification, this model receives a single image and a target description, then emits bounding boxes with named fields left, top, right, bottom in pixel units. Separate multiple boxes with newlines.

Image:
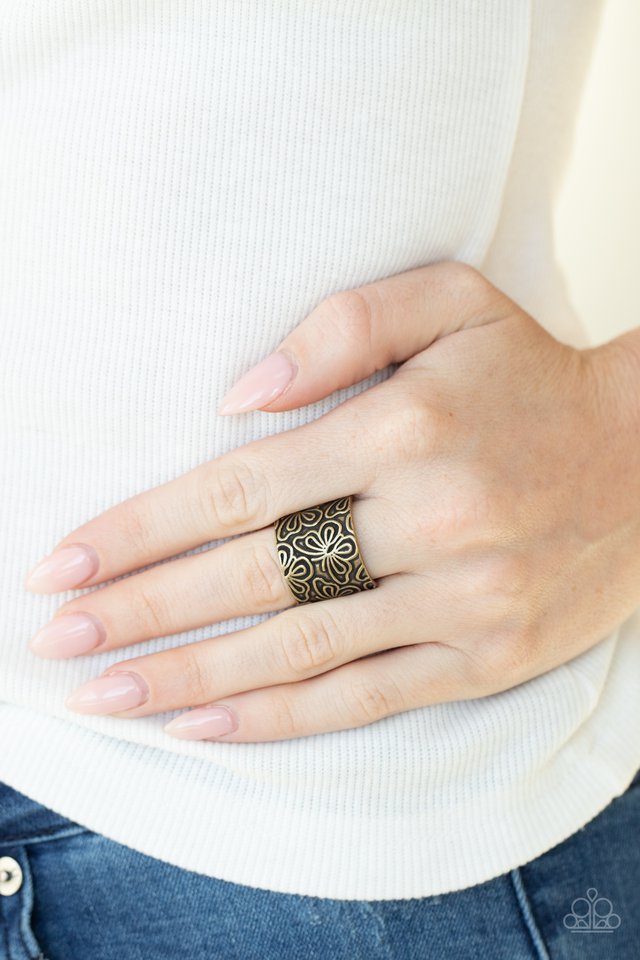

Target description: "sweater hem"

left=0, top=615, right=639, bottom=900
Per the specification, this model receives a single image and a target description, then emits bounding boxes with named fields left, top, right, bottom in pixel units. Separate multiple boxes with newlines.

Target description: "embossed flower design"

left=276, top=541, right=314, bottom=603
left=293, top=519, right=358, bottom=582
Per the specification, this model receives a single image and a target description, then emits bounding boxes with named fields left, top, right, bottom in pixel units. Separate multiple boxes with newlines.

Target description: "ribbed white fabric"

left=2, top=0, right=639, bottom=901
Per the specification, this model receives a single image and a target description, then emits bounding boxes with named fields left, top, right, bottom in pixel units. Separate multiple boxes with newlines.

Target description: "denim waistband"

left=0, top=780, right=91, bottom=846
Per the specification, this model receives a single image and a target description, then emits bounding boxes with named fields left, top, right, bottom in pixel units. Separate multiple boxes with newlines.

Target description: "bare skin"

left=24, top=261, right=640, bottom=742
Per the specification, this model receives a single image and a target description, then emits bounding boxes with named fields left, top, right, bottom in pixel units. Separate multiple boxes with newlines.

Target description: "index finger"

left=24, top=398, right=376, bottom=593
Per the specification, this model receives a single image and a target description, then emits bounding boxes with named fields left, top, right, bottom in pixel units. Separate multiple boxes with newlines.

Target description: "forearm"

left=580, top=326, right=640, bottom=591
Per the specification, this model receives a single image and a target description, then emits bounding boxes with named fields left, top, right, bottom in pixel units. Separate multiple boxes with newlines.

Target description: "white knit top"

left=2, top=0, right=639, bottom=900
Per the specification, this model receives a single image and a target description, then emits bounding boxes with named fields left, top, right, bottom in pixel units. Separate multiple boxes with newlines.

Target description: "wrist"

left=582, top=327, right=640, bottom=436
left=582, top=331, right=640, bottom=493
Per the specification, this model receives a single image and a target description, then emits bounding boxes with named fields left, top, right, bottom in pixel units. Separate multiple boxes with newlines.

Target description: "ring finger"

left=29, top=494, right=410, bottom=658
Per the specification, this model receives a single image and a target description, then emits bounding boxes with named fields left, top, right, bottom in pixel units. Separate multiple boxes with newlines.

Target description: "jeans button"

left=0, top=856, right=23, bottom=896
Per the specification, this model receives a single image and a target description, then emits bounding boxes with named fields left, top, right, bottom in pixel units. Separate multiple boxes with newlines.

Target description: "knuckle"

left=267, top=691, right=299, bottom=740
left=383, top=397, right=442, bottom=461
left=424, top=473, right=507, bottom=548
left=454, top=644, right=492, bottom=691
left=435, top=261, right=502, bottom=323
left=436, top=260, right=492, bottom=300
left=119, top=501, right=158, bottom=556
left=473, top=552, right=530, bottom=604
left=199, top=457, right=267, bottom=531
left=243, top=540, right=288, bottom=608
left=466, top=554, right=541, bottom=680
left=424, top=492, right=486, bottom=546
left=134, top=582, right=171, bottom=637
left=279, top=613, right=340, bottom=677
left=323, top=287, right=377, bottom=352
left=481, top=622, right=535, bottom=681
left=179, top=646, right=214, bottom=704
left=341, top=672, right=403, bottom=724
left=437, top=259, right=485, bottom=292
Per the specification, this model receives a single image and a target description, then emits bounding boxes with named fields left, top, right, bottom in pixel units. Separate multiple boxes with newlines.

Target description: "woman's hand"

left=24, top=261, right=640, bottom=742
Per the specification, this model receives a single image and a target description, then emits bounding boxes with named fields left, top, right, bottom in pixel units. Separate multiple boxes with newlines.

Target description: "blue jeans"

left=1, top=771, right=639, bottom=959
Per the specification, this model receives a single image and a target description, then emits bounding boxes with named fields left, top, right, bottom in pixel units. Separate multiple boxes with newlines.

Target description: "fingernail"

left=24, top=543, right=99, bottom=593
left=164, top=705, right=239, bottom=739
left=218, top=350, right=297, bottom=414
left=65, top=671, right=149, bottom=714
left=29, top=612, right=106, bottom=658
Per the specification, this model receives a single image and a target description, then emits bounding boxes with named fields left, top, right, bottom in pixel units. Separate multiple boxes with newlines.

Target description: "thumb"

left=218, top=260, right=503, bottom=414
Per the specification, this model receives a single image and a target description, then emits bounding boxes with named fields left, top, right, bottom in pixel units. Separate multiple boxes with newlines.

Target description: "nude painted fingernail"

left=29, top=612, right=106, bottom=659
left=24, top=543, right=99, bottom=593
left=218, top=351, right=297, bottom=414
left=65, top=671, right=149, bottom=714
left=164, top=705, right=239, bottom=739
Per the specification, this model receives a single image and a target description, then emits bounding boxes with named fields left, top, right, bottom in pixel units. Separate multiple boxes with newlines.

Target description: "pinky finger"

left=163, top=641, right=473, bottom=743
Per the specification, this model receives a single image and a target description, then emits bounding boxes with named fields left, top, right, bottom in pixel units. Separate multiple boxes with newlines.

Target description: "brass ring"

left=274, top=495, right=377, bottom=605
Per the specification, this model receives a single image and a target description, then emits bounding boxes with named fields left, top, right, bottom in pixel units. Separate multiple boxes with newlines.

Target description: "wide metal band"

left=274, top=495, right=377, bottom=605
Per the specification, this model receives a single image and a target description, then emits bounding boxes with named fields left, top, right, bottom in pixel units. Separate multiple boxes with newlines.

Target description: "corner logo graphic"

left=563, top=887, right=621, bottom=933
